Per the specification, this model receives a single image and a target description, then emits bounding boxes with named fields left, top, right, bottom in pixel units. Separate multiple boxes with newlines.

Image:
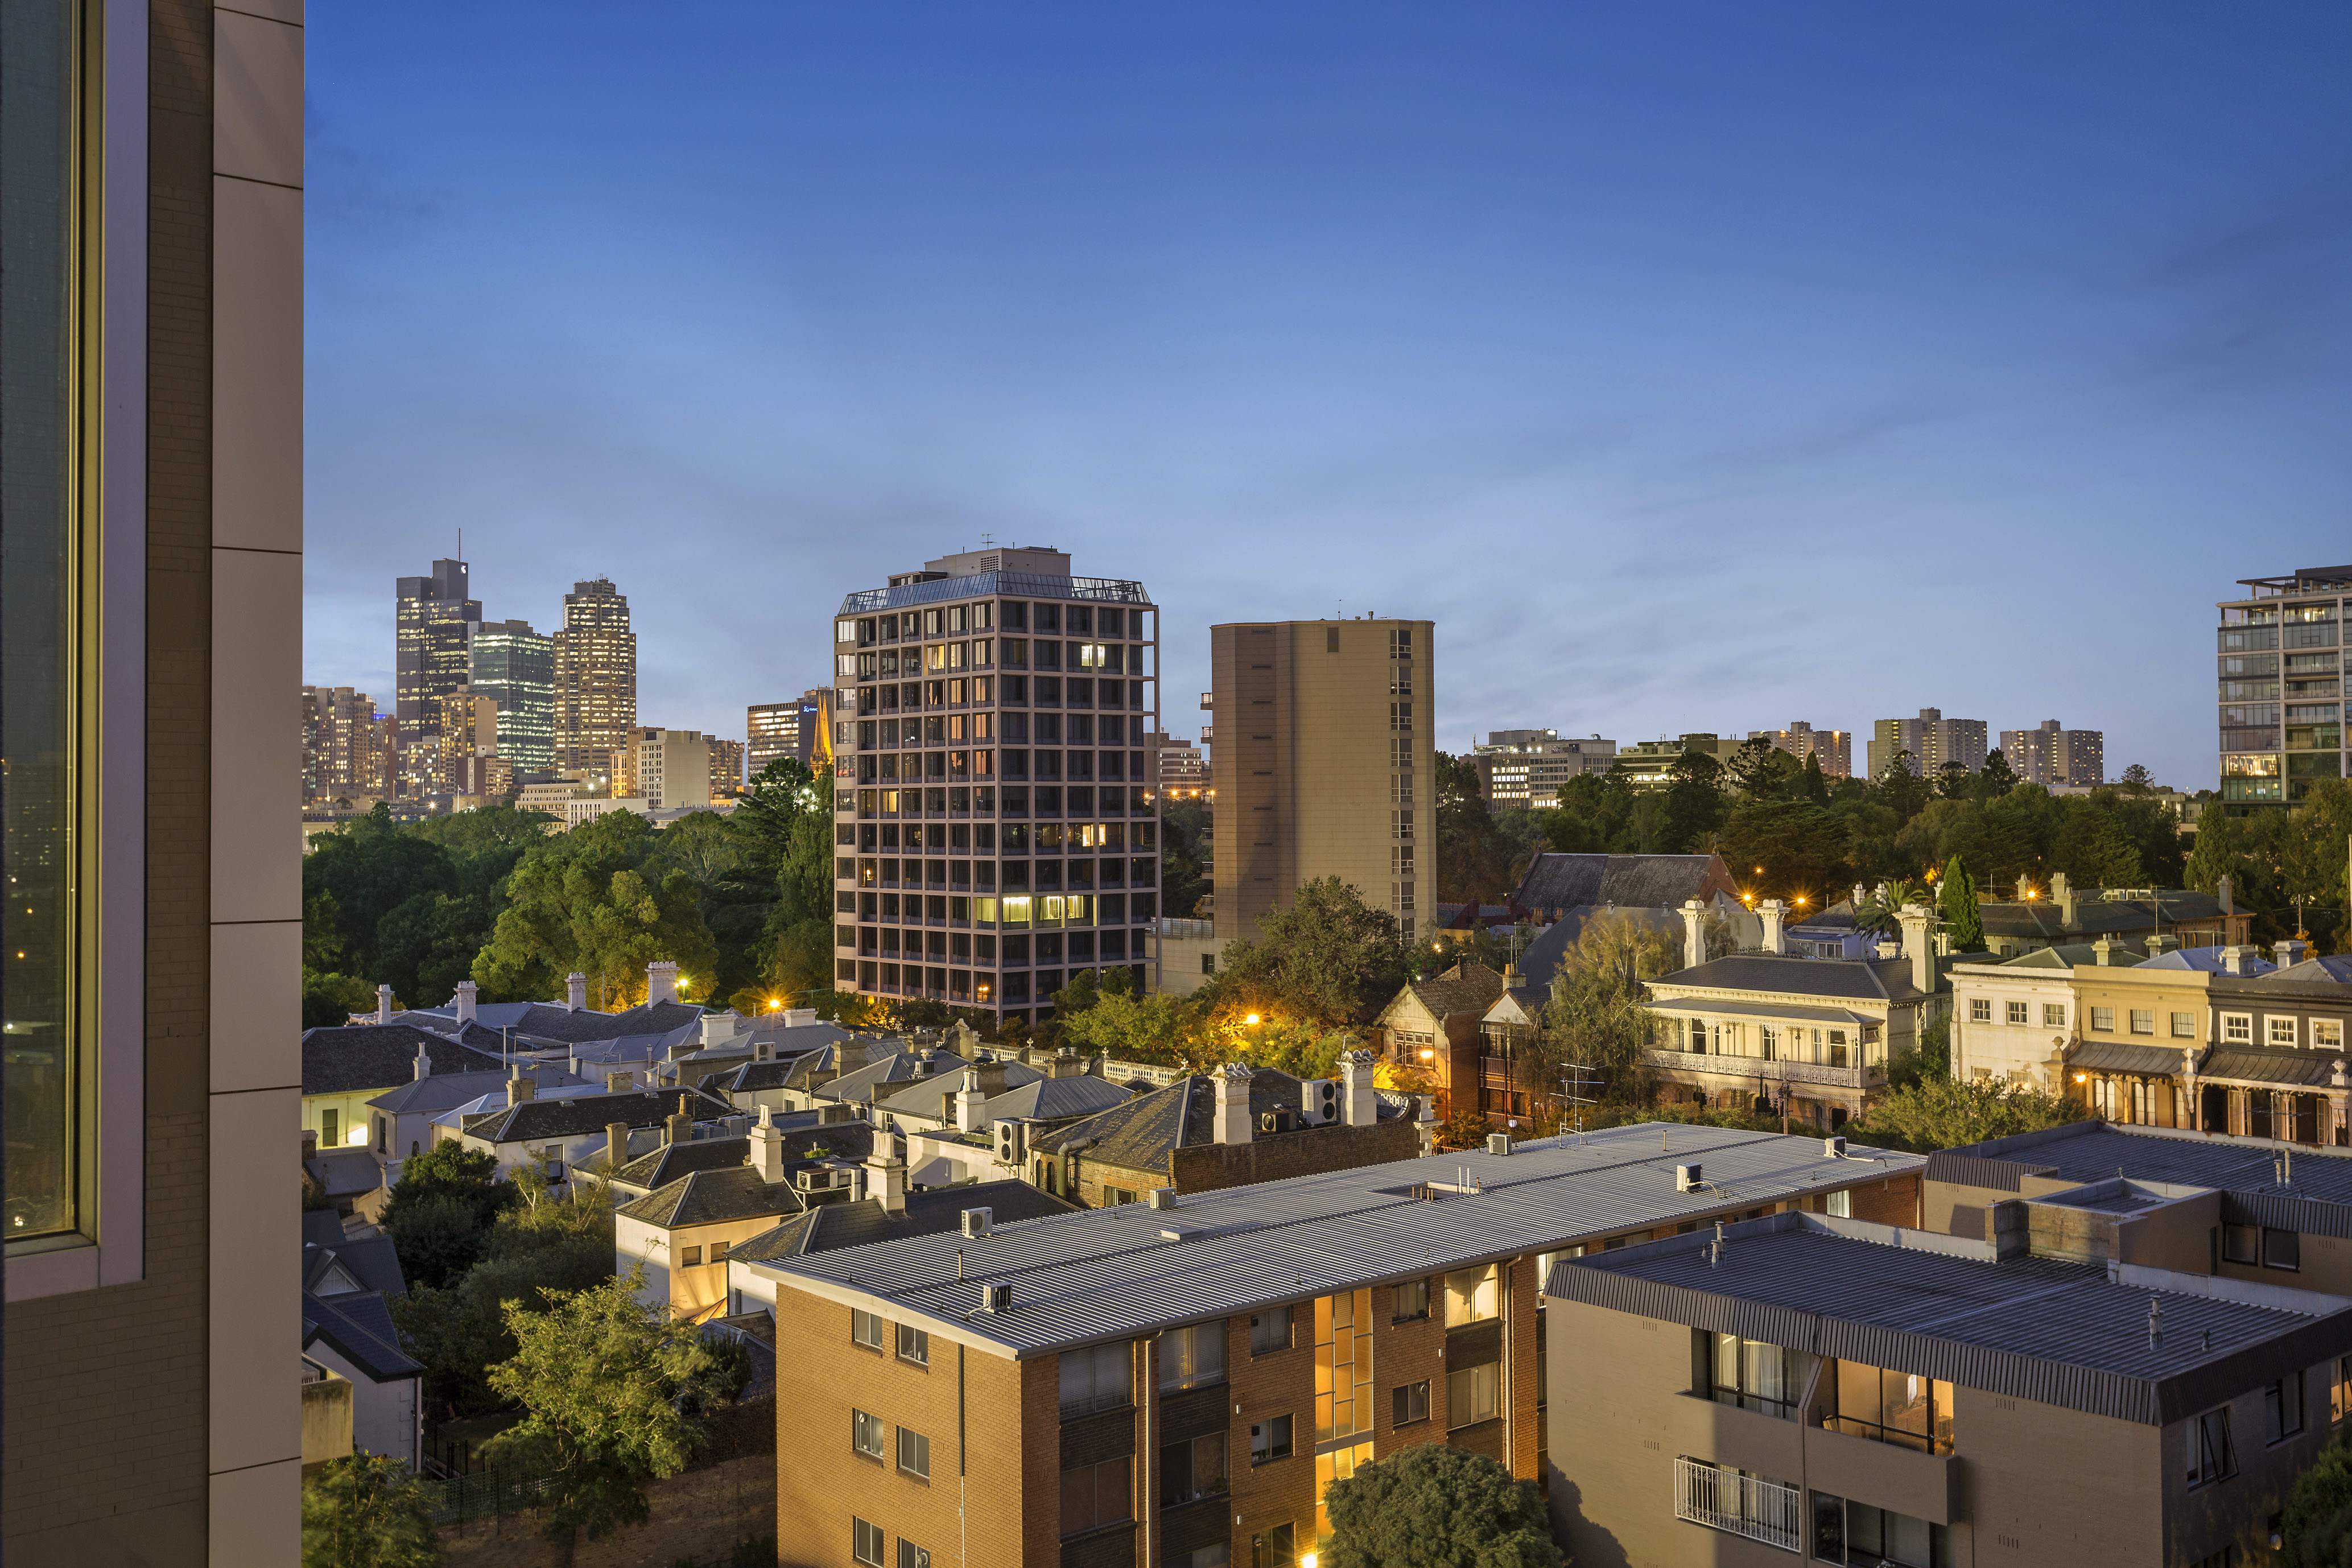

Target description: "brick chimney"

left=1050, top=1047, right=1083, bottom=1080
left=1898, top=903, right=1935, bottom=995
left=2218, top=874, right=2235, bottom=917
left=954, top=1069, right=989, bottom=1134
left=2053, top=872, right=2078, bottom=931
left=506, top=1066, right=536, bottom=1108
left=1341, top=1048, right=1379, bottom=1127
left=647, top=961, right=679, bottom=1007
left=663, top=1093, right=694, bottom=1145
left=1212, top=1062, right=1254, bottom=1145
left=566, top=971, right=588, bottom=1012
left=1679, top=899, right=1707, bottom=971
left=455, top=979, right=478, bottom=1026
left=749, top=1104, right=786, bottom=1183
left=866, top=1130, right=909, bottom=1215
left=1759, top=899, right=1787, bottom=956
left=605, top=1121, right=632, bottom=1170
left=606, top=1070, right=632, bottom=1094
left=377, top=984, right=394, bottom=1025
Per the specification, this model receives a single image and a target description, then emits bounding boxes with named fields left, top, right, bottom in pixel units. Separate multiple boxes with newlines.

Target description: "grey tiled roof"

left=1515, top=907, right=1680, bottom=996
left=1653, top=954, right=1938, bottom=1001
left=984, top=1075, right=1136, bottom=1124
left=745, top=1123, right=1924, bottom=1357
left=366, top=1065, right=589, bottom=1115
left=460, top=1087, right=735, bottom=1145
left=302, top=1024, right=510, bottom=1096
left=876, top=1061, right=1045, bottom=1121
left=1978, top=892, right=2234, bottom=941
left=304, top=1233, right=407, bottom=1297
left=817, top=1050, right=973, bottom=1105
left=303, top=1289, right=424, bottom=1383
left=404, top=998, right=707, bottom=1045
left=1549, top=1211, right=2352, bottom=1425
left=608, top=1135, right=756, bottom=1192
left=729, top=1179, right=1078, bottom=1262
left=618, top=1166, right=806, bottom=1229
left=1028, top=1067, right=1372, bottom=1167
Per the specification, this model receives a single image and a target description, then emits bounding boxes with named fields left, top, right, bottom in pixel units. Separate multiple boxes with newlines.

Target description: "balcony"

left=1673, top=1456, right=1801, bottom=1553
left=1642, top=1047, right=1881, bottom=1091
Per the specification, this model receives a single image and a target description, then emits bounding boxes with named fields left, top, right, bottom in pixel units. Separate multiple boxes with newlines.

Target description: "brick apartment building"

left=1548, top=1200, right=2352, bottom=1566
left=749, top=1124, right=1925, bottom=1568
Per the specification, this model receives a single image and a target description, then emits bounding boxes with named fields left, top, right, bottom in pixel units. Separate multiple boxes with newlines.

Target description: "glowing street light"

left=1244, top=1013, right=1261, bottom=1026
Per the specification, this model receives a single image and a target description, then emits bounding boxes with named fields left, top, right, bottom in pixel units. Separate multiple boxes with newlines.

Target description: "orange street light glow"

left=1245, top=1013, right=1261, bottom=1026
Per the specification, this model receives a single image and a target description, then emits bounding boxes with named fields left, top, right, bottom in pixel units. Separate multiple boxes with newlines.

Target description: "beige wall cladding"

left=209, top=547, right=302, bottom=922
left=209, top=919, right=300, bottom=1094
left=209, top=1458, right=302, bottom=1565
left=210, top=176, right=301, bottom=551
left=209, top=1087, right=301, bottom=1475
left=211, top=8, right=302, bottom=187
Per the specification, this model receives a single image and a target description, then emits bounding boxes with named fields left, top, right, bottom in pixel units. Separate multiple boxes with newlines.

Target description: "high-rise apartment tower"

left=615, top=727, right=711, bottom=810
left=554, top=577, right=637, bottom=783
left=1748, top=719, right=1851, bottom=778
left=2218, top=564, right=2351, bottom=811
left=1999, top=719, right=2105, bottom=789
left=468, top=617, right=554, bottom=774
left=833, top=547, right=1160, bottom=1024
left=301, top=686, right=383, bottom=801
left=1210, top=618, right=1435, bottom=943
left=393, top=558, right=480, bottom=794
left=1866, top=707, right=1986, bottom=780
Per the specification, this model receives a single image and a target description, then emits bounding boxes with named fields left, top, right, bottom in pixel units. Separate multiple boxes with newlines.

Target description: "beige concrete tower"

left=1210, top=618, right=1436, bottom=943
left=554, top=576, right=638, bottom=784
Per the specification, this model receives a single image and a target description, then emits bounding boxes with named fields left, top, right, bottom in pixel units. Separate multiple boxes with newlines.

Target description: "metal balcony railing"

left=1674, top=1456, right=1801, bottom=1553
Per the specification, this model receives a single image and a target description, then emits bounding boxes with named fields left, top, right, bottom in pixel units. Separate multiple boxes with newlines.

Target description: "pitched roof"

left=460, top=1086, right=736, bottom=1145
left=1652, top=953, right=1939, bottom=1002
left=366, top=1065, right=590, bottom=1115
left=2267, top=956, right=2352, bottom=985
left=618, top=1166, right=807, bottom=1229
left=2139, top=948, right=2276, bottom=975
left=1549, top=1211, right=2352, bottom=1426
left=728, top=1178, right=1078, bottom=1261
left=608, top=1134, right=756, bottom=1192
left=1508, top=852, right=1736, bottom=918
left=303, top=1232, right=407, bottom=1297
left=1513, top=907, right=1682, bottom=996
left=1978, top=890, right=2235, bottom=941
left=1953, top=943, right=2147, bottom=972
left=817, top=1049, right=973, bottom=1104
left=303, top=1148, right=383, bottom=1198
left=1930, top=1121, right=2352, bottom=1211
left=403, top=997, right=707, bottom=1045
left=1391, top=961, right=1509, bottom=1023
left=1030, top=1067, right=1400, bottom=1169
left=875, top=1061, right=1046, bottom=1121
left=301, top=1024, right=511, bottom=1096
left=302, top=1289, right=424, bottom=1383
left=984, top=1075, right=1135, bottom=1124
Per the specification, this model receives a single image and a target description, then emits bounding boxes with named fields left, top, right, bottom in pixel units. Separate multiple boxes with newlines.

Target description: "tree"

left=1058, top=992, right=1199, bottom=1065
left=1661, top=751, right=1726, bottom=851
left=1160, top=797, right=1212, bottom=918
left=1198, top=877, right=1410, bottom=1029
left=1980, top=749, right=2018, bottom=797
left=2283, top=1437, right=2352, bottom=1567
left=1872, top=748, right=1929, bottom=826
left=1534, top=911, right=1680, bottom=1106
left=1937, top=855, right=1987, bottom=952
left=1435, top=753, right=1523, bottom=905
left=472, top=810, right=717, bottom=1006
left=1801, top=750, right=1830, bottom=803
left=480, top=1266, right=733, bottom=1565
left=1716, top=800, right=1852, bottom=907
left=1726, top=736, right=1792, bottom=800
left=300, top=1453, right=440, bottom=1568
left=2119, top=762, right=2155, bottom=795
left=380, top=1141, right=519, bottom=1289
left=1322, top=1439, right=1562, bottom=1568
left=1850, top=1075, right=2085, bottom=1152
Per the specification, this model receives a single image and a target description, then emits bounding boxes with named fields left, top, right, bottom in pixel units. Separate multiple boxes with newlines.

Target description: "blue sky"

left=303, top=4, right=2352, bottom=787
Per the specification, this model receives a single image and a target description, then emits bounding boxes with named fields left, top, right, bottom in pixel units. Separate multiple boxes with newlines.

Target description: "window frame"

left=897, top=1425, right=931, bottom=1479
left=1443, top=1264, right=1500, bottom=1326
left=854, top=1519, right=886, bottom=1567
left=2045, top=1003, right=2069, bottom=1029
left=2188, top=1406, right=2237, bottom=1488
left=1969, top=998, right=1991, bottom=1024
left=2223, top=1013, right=2254, bottom=1044
left=1446, top=1359, right=1501, bottom=1429
left=1160, top=1320, right=1229, bottom=1392
left=897, top=1322, right=931, bottom=1365
left=1393, top=1379, right=1431, bottom=1427
left=1248, top=1412, right=1293, bottom=1464
left=852, top=1409, right=886, bottom=1459
left=1157, top=1430, right=1229, bottom=1507
left=2266, top=1376, right=2306, bottom=1446
left=1249, top=1305, right=1293, bottom=1356
left=2090, top=1007, right=2116, bottom=1034
left=852, top=1307, right=887, bottom=1351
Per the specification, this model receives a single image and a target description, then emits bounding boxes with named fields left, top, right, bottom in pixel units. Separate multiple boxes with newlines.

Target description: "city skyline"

left=303, top=7, right=2352, bottom=786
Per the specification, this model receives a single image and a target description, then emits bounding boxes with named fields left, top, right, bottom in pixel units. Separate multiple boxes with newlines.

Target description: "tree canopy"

left=1322, top=1440, right=1562, bottom=1568
left=300, top=1454, right=440, bottom=1568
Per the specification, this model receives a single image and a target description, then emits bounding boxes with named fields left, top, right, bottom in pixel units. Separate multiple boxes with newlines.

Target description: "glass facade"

left=2, top=0, right=87, bottom=1241
left=1314, top=1288, right=1375, bottom=1443
left=2219, top=574, right=2352, bottom=810
left=833, top=567, right=1160, bottom=1021
left=469, top=617, right=555, bottom=774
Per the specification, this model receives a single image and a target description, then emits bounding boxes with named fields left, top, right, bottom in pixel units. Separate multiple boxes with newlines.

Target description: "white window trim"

left=2223, top=1013, right=2255, bottom=1045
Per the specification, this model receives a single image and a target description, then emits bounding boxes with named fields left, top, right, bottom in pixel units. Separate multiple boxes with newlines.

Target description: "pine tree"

left=1801, top=750, right=1829, bottom=803
left=1938, top=854, right=1988, bottom=953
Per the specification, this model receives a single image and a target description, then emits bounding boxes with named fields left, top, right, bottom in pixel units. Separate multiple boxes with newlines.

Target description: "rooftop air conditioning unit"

left=1676, top=1163, right=1703, bottom=1192
left=1259, top=1109, right=1297, bottom=1135
left=1300, top=1079, right=1340, bottom=1125
left=979, top=1282, right=1012, bottom=1313
left=1487, top=1133, right=1513, bottom=1157
left=1148, top=1187, right=1177, bottom=1211
left=996, top=1120, right=1028, bottom=1164
left=960, top=1207, right=993, bottom=1239
left=1823, top=1136, right=1847, bottom=1160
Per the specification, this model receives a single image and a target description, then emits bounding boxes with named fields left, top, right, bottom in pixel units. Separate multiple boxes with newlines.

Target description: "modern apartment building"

left=468, top=616, right=555, bottom=773
left=616, top=727, right=712, bottom=810
left=301, top=686, right=384, bottom=801
left=1866, top=708, right=1987, bottom=779
left=1143, top=728, right=1209, bottom=796
left=1999, top=718, right=2105, bottom=788
left=710, top=737, right=746, bottom=795
left=749, top=689, right=830, bottom=777
left=2218, top=564, right=2350, bottom=811
left=1748, top=720, right=1851, bottom=778
left=1545, top=1206, right=2352, bottom=1568
left=832, top=547, right=1161, bottom=1024
left=3, top=2, right=306, bottom=1558
left=393, top=558, right=480, bottom=794
left=555, top=576, right=638, bottom=782
left=752, top=1123, right=1925, bottom=1568
left=1469, top=729, right=1616, bottom=806
left=1210, top=618, right=1434, bottom=943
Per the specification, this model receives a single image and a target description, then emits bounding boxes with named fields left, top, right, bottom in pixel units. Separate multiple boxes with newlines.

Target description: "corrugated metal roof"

left=2201, top=1048, right=2337, bottom=1088
left=745, top=1123, right=1923, bottom=1357
left=1938, top=1122, right=2352, bottom=1207
left=1547, top=1214, right=2352, bottom=1426
left=1644, top=998, right=1875, bottom=1026
left=2069, top=1041, right=2191, bottom=1076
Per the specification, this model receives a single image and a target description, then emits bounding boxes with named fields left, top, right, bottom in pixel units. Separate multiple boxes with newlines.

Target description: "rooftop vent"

left=1676, top=1163, right=1703, bottom=1192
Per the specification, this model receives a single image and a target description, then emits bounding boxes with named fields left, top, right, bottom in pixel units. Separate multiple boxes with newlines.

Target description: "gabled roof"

left=984, top=1075, right=1134, bottom=1124
left=618, top=1166, right=805, bottom=1229
left=2139, top=948, right=2276, bottom=975
left=608, top=1134, right=755, bottom=1192
left=876, top=1061, right=1045, bottom=1122
left=301, top=1024, right=512, bottom=1097
left=1651, top=953, right=1940, bottom=1002
left=403, top=997, right=706, bottom=1045
left=1978, top=891, right=2236, bottom=941
left=577, top=1116, right=873, bottom=1179
left=302, top=1289, right=424, bottom=1383
left=727, top=1179, right=1078, bottom=1261
left=1508, top=852, right=1738, bottom=919
left=303, top=1232, right=407, bottom=1297
left=817, top=1050, right=972, bottom=1105
left=2264, top=956, right=2352, bottom=985
left=1030, top=1067, right=1402, bottom=1169
left=1384, top=961, right=1509, bottom=1025
left=367, top=1064, right=590, bottom=1115
left=460, top=1086, right=736, bottom=1145
left=303, top=1148, right=383, bottom=1198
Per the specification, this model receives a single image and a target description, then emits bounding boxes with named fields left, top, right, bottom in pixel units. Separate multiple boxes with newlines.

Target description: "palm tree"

left=1854, top=880, right=1925, bottom=943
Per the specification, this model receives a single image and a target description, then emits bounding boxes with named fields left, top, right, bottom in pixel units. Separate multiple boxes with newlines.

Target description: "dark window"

left=854, top=1519, right=885, bottom=1567
left=2225, top=1224, right=2260, bottom=1265
left=1393, top=1380, right=1430, bottom=1427
left=897, top=1426, right=931, bottom=1478
left=2266, top=1228, right=2303, bottom=1271
left=1159, top=1432, right=1228, bottom=1507
left=897, top=1541, right=931, bottom=1568
left=2189, top=1406, right=2237, bottom=1487
left=2267, top=1376, right=2306, bottom=1444
left=1059, top=1456, right=1131, bottom=1537
left=1249, top=1306, right=1291, bottom=1355
left=1392, top=1278, right=1429, bottom=1322
left=1447, top=1361, right=1499, bottom=1428
left=1161, top=1321, right=1228, bottom=1390
left=1249, top=1413, right=1293, bottom=1463
left=898, top=1323, right=930, bottom=1364
left=1251, top=1524, right=1295, bottom=1568
left=1059, top=1341, right=1132, bottom=1416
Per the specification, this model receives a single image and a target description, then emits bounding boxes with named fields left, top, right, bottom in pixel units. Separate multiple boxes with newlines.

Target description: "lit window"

left=1160, top=1321, right=1229, bottom=1391
left=1315, top=1290, right=1375, bottom=1442
left=1443, top=1265, right=1500, bottom=1325
left=2319, top=1021, right=2345, bottom=1050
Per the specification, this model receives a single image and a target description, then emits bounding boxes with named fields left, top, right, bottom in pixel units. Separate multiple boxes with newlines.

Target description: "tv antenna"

left=1559, top=1057, right=1601, bottom=1144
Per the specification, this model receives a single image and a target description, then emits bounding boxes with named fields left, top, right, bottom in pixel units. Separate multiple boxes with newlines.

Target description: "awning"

left=2197, top=1048, right=2341, bottom=1089
left=1645, top=997, right=1875, bottom=1027
left=2066, top=1041, right=2191, bottom=1077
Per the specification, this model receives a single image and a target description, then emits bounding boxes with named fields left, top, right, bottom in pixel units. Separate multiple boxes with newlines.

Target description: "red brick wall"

left=1847, top=1171, right=1922, bottom=1228
left=1169, top=1119, right=1420, bottom=1195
